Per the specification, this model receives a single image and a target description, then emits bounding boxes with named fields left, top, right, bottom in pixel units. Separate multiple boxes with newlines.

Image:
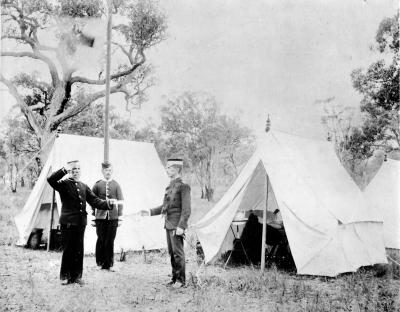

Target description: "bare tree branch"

left=70, top=49, right=145, bottom=85
left=0, top=73, right=43, bottom=137
left=48, top=84, right=129, bottom=130
left=1, top=51, right=60, bottom=87
left=112, top=41, right=134, bottom=64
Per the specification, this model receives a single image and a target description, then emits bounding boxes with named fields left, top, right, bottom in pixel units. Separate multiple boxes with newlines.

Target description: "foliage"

left=160, top=92, right=255, bottom=200
left=350, top=13, right=399, bottom=154
left=321, top=14, right=399, bottom=188
left=61, top=102, right=159, bottom=142
left=58, top=0, right=104, bottom=18
left=1, top=0, right=167, bottom=148
left=0, top=116, right=41, bottom=191
left=1, top=117, right=40, bottom=155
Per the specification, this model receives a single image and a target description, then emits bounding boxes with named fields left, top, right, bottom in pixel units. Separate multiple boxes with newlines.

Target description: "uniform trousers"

left=95, top=219, right=118, bottom=269
left=60, top=224, right=86, bottom=282
left=166, top=229, right=185, bottom=284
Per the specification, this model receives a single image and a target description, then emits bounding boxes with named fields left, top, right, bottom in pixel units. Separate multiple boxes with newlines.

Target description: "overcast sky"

left=1, top=0, right=397, bottom=139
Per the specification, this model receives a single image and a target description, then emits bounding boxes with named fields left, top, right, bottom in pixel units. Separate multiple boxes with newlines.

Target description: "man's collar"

left=102, top=178, right=113, bottom=183
left=67, top=177, right=79, bottom=182
left=169, top=177, right=182, bottom=184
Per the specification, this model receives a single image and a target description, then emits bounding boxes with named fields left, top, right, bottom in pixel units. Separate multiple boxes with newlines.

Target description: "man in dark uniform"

left=150, top=158, right=191, bottom=289
left=92, top=161, right=123, bottom=270
left=47, top=160, right=113, bottom=285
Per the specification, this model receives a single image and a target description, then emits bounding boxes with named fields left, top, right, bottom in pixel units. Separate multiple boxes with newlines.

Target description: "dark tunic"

left=47, top=168, right=110, bottom=282
left=151, top=177, right=191, bottom=284
left=47, top=168, right=110, bottom=226
left=150, top=177, right=191, bottom=230
left=92, top=179, right=124, bottom=220
left=92, top=179, right=124, bottom=269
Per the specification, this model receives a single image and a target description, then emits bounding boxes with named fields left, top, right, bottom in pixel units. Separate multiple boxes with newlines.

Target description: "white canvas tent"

left=364, top=159, right=400, bottom=250
left=15, top=134, right=168, bottom=253
left=194, top=131, right=387, bottom=277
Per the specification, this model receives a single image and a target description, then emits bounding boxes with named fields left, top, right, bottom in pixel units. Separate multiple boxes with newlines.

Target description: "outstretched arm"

left=150, top=205, right=163, bottom=216
left=86, top=186, right=111, bottom=211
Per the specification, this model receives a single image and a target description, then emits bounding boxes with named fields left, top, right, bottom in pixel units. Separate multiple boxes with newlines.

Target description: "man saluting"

left=149, top=158, right=191, bottom=289
left=47, top=160, right=114, bottom=285
left=92, top=161, right=123, bottom=271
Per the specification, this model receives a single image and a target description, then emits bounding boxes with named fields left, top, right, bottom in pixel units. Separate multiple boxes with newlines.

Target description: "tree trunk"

left=204, top=154, right=214, bottom=201
left=10, top=163, right=17, bottom=192
left=29, top=168, right=35, bottom=189
left=205, top=185, right=214, bottom=201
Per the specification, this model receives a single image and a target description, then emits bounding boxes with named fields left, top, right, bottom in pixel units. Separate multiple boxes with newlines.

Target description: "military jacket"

left=150, top=177, right=191, bottom=230
left=47, top=168, right=110, bottom=226
left=92, top=179, right=123, bottom=220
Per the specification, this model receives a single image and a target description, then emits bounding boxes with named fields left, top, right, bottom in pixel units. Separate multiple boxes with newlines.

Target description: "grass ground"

left=0, top=185, right=399, bottom=312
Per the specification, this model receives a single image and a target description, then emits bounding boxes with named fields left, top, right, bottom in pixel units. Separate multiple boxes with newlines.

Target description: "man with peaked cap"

left=47, top=160, right=114, bottom=285
left=149, top=157, right=191, bottom=289
left=92, top=161, right=124, bottom=271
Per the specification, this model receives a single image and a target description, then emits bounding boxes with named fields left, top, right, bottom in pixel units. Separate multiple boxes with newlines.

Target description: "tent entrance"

left=220, top=161, right=295, bottom=270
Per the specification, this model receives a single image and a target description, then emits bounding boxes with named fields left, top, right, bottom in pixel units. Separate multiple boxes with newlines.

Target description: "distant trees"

left=159, top=92, right=255, bottom=201
left=62, top=102, right=159, bottom=142
left=350, top=14, right=399, bottom=152
left=321, top=14, right=399, bottom=188
left=0, top=116, right=40, bottom=191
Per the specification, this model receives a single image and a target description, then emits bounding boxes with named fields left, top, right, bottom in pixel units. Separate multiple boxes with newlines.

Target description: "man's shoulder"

left=93, top=179, right=103, bottom=185
left=110, top=179, right=121, bottom=186
left=80, top=181, right=90, bottom=188
left=179, top=181, right=190, bottom=191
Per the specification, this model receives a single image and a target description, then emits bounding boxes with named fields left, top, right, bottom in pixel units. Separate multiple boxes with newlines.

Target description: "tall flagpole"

left=261, top=117, right=271, bottom=272
left=104, top=0, right=112, bottom=162
left=261, top=175, right=268, bottom=272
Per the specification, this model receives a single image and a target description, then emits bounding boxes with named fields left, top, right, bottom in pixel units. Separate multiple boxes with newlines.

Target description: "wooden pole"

left=47, top=188, right=56, bottom=252
left=261, top=175, right=269, bottom=272
left=104, top=0, right=112, bottom=162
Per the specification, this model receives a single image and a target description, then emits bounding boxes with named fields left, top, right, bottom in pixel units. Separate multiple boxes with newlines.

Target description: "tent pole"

left=261, top=174, right=269, bottom=272
left=104, top=0, right=112, bottom=162
left=47, top=188, right=56, bottom=252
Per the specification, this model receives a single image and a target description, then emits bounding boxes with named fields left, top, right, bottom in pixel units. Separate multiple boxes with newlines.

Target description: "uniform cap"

left=102, top=161, right=112, bottom=169
left=67, top=160, right=79, bottom=165
left=166, top=158, right=183, bottom=166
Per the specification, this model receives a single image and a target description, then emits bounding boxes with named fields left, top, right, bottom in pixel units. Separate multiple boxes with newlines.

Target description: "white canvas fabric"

left=14, top=134, right=169, bottom=253
left=364, top=159, right=400, bottom=250
left=194, top=131, right=387, bottom=276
